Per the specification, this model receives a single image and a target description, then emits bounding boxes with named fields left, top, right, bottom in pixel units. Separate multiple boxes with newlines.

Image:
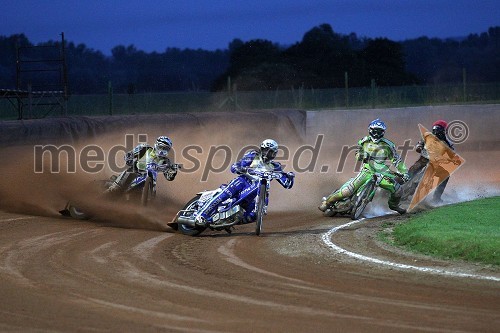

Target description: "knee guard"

left=325, top=178, right=356, bottom=204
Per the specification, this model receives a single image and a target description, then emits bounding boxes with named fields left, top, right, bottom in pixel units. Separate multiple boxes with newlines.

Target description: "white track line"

left=322, top=218, right=500, bottom=282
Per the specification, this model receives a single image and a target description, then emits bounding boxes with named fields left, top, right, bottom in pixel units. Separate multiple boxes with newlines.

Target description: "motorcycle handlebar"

left=246, top=168, right=285, bottom=179
left=365, top=168, right=407, bottom=184
left=148, top=163, right=182, bottom=172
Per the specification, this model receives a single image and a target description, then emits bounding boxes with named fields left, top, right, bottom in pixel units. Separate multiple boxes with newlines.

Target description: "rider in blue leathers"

left=194, top=139, right=295, bottom=227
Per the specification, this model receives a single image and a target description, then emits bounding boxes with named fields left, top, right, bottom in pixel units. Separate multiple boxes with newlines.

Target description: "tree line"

left=0, top=24, right=498, bottom=94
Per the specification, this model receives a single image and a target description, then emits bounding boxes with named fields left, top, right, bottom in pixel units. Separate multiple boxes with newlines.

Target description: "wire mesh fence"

left=1, top=82, right=499, bottom=119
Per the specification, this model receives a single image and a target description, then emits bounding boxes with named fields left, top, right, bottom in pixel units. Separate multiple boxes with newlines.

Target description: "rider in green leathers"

left=319, top=119, right=410, bottom=215
left=107, top=136, right=178, bottom=192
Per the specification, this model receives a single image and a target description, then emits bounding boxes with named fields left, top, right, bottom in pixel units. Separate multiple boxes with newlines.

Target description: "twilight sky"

left=2, top=0, right=499, bottom=54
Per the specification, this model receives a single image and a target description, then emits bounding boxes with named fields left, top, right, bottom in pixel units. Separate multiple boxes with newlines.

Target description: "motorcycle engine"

left=333, top=198, right=352, bottom=212
left=212, top=205, right=243, bottom=225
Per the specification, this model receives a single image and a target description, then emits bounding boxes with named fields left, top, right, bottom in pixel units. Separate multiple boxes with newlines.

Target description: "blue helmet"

left=368, top=119, right=386, bottom=143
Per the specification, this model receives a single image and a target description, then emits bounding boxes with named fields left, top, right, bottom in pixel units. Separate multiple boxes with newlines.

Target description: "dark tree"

left=361, top=38, right=417, bottom=86
left=0, top=25, right=498, bottom=93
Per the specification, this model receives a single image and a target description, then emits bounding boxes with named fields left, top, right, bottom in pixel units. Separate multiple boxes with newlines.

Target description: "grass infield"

left=380, top=196, right=500, bottom=266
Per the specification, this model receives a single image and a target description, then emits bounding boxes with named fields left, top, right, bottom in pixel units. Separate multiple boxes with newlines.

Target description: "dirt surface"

left=0, top=105, right=499, bottom=332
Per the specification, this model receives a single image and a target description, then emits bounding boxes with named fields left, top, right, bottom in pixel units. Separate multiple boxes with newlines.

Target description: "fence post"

left=28, top=83, right=32, bottom=119
left=371, top=79, right=376, bottom=108
left=233, top=82, right=239, bottom=110
left=462, top=67, right=467, bottom=103
left=108, top=81, right=113, bottom=115
left=218, top=76, right=240, bottom=110
left=344, top=72, right=349, bottom=108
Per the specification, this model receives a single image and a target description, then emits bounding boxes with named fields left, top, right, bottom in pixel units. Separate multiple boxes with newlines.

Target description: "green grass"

left=384, top=196, right=500, bottom=266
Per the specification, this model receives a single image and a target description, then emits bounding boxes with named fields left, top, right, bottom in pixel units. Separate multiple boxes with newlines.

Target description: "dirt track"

left=0, top=106, right=499, bottom=332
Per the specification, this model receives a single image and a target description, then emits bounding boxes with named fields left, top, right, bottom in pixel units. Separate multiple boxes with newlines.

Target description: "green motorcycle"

left=323, top=169, right=404, bottom=220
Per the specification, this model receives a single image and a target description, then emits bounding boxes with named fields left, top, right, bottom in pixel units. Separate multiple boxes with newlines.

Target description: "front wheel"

left=141, top=176, right=154, bottom=206
left=176, top=195, right=206, bottom=236
left=350, top=181, right=375, bottom=220
left=255, top=182, right=267, bottom=236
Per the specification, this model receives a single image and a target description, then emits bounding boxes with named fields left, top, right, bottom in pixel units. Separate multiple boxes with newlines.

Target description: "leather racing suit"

left=110, top=144, right=178, bottom=191
left=324, top=136, right=408, bottom=211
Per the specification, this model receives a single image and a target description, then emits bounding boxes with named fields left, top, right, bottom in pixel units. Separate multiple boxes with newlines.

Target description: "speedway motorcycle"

left=169, top=167, right=287, bottom=236
left=322, top=168, right=405, bottom=220
left=60, top=162, right=181, bottom=220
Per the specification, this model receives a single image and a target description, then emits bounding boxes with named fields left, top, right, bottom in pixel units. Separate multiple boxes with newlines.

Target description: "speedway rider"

left=193, top=139, right=295, bottom=227
left=107, top=136, right=179, bottom=192
left=408, top=120, right=459, bottom=203
left=319, top=119, right=410, bottom=214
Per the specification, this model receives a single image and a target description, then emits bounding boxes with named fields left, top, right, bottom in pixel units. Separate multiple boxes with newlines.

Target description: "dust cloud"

left=0, top=105, right=498, bottom=229
left=0, top=110, right=307, bottom=229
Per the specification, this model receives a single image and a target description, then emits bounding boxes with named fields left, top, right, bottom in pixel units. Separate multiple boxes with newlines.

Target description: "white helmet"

left=154, top=136, right=172, bottom=158
left=260, top=139, right=278, bottom=162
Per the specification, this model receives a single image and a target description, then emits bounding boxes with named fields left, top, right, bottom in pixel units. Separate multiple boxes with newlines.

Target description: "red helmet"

left=432, top=120, right=448, bottom=140
left=432, top=120, right=448, bottom=129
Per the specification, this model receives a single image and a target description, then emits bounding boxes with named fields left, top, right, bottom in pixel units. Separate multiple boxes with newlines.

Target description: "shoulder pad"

left=132, top=144, right=152, bottom=156
left=380, top=138, right=396, bottom=148
left=358, top=136, right=370, bottom=145
left=132, top=144, right=145, bottom=154
left=243, top=150, right=258, bottom=158
left=271, top=161, right=282, bottom=170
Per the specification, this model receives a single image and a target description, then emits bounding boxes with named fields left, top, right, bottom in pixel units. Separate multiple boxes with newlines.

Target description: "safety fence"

left=1, top=82, right=499, bottom=119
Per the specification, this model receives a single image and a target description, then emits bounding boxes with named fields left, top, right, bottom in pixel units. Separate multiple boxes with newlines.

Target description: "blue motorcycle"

left=169, top=167, right=286, bottom=236
left=60, top=162, right=180, bottom=220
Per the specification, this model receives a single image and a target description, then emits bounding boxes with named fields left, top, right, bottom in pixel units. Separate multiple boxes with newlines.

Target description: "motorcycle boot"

left=318, top=187, right=349, bottom=212
left=389, top=204, right=406, bottom=215
left=319, top=175, right=361, bottom=212
left=432, top=177, right=449, bottom=204
left=105, top=182, right=121, bottom=194
left=105, top=170, right=135, bottom=193
left=242, top=211, right=256, bottom=224
left=388, top=188, right=406, bottom=215
left=194, top=214, right=209, bottom=227
left=318, top=197, right=330, bottom=212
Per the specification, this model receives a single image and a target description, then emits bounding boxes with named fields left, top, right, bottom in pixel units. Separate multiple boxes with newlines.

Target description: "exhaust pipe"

left=176, top=216, right=197, bottom=227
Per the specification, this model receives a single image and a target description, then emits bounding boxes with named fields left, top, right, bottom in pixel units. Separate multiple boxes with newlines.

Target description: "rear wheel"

left=255, top=182, right=267, bottom=236
left=401, top=180, right=417, bottom=202
left=67, top=203, right=90, bottom=220
left=401, top=168, right=424, bottom=202
left=323, top=209, right=337, bottom=217
left=350, top=181, right=374, bottom=220
left=176, top=195, right=206, bottom=236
